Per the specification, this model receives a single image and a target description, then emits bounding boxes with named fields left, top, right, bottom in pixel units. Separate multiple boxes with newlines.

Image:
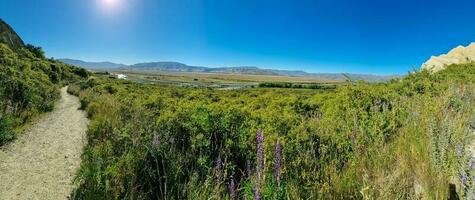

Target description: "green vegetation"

left=1, top=17, right=473, bottom=199
left=69, top=63, right=475, bottom=199
left=0, top=41, right=88, bottom=145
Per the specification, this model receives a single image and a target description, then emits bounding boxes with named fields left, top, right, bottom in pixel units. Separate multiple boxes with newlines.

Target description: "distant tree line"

left=258, top=82, right=337, bottom=89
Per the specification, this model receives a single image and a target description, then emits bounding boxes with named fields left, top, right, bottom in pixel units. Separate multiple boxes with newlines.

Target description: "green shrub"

left=0, top=115, right=15, bottom=145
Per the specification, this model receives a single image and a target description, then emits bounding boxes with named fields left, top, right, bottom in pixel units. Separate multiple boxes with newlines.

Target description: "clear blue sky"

left=1, top=0, right=475, bottom=74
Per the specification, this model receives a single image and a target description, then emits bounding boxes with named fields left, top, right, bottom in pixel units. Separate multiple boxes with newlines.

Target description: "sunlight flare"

left=98, top=0, right=124, bottom=14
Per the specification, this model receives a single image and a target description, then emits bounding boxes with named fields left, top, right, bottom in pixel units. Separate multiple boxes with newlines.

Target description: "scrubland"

left=69, top=63, right=475, bottom=199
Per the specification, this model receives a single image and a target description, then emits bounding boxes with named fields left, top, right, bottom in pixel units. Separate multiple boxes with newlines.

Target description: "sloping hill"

left=0, top=19, right=24, bottom=50
left=130, top=61, right=208, bottom=72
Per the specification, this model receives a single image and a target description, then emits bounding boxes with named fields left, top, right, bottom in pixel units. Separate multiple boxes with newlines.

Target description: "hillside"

left=0, top=19, right=24, bottom=50
left=0, top=19, right=88, bottom=145
left=422, top=42, right=475, bottom=72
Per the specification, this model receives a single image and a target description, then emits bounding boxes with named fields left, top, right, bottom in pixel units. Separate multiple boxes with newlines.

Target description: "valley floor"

left=0, top=87, right=88, bottom=200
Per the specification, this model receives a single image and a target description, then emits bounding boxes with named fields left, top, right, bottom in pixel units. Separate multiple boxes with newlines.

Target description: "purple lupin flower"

left=274, top=140, right=282, bottom=184
left=246, top=159, right=252, bottom=177
left=254, top=129, right=264, bottom=200
left=253, top=185, right=260, bottom=200
left=256, top=129, right=264, bottom=174
left=215, top=155, right=223, bottom=176
left=468, top=157, right=475, bottom=171
left=461, top=172, right=468, bottom=185
left=152, top=130, right=160, bottom=148
left=229, top=178, right=236, bottom=200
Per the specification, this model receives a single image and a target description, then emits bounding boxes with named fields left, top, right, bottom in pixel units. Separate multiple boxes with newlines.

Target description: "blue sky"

left=1, top=0, right=475, bottom=74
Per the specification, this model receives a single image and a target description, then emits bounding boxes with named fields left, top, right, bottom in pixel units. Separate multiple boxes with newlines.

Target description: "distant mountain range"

left=59, top=59, right=128, bottom=69
left=59, top=59, right=398, bottom=82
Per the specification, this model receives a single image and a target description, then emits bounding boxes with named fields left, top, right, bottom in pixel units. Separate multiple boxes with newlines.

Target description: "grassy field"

left=104, top=70, right=340, bottom=83
left=89, top=69, right=343, bottom=91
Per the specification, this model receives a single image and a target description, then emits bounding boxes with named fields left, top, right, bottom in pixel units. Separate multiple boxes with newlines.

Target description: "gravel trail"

left=0, top=87, right=88, bottom=200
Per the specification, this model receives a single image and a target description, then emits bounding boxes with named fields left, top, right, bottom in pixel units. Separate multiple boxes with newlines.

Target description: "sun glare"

left=98, top=0, right=123, bottom=14
left=104, top=0, right=118, bottom=7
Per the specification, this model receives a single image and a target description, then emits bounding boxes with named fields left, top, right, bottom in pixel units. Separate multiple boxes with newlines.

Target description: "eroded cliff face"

left=422, top=43, right=475, bottom=72
left=0, top=19, right=24, bottom=50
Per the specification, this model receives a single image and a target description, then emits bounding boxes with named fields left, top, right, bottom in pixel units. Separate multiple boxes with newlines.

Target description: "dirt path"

left=0, top=87, right=89, bottom=200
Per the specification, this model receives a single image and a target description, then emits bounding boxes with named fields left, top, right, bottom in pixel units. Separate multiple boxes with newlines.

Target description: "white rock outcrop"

left=422, top=42, right=475, bottom=72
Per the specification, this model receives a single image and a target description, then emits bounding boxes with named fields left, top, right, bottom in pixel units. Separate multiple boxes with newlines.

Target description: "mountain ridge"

left=59, top=59, right=128, bottom=69
left=60, top=59, right=398, bottom=82
left=0, top=18, right=25, bottom=50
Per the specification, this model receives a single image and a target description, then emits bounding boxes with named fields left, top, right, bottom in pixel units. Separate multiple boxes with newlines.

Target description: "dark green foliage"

left=0, top=115, right=15, bottom=144
left=258, top=82, right=337, bottom=90
left=73, top=67, right=90, bottom=79
left=25, top=44, right=45, bottom=59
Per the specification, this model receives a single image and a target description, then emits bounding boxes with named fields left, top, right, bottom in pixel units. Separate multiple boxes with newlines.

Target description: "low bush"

left=0, top=115, right=15, bottom=145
